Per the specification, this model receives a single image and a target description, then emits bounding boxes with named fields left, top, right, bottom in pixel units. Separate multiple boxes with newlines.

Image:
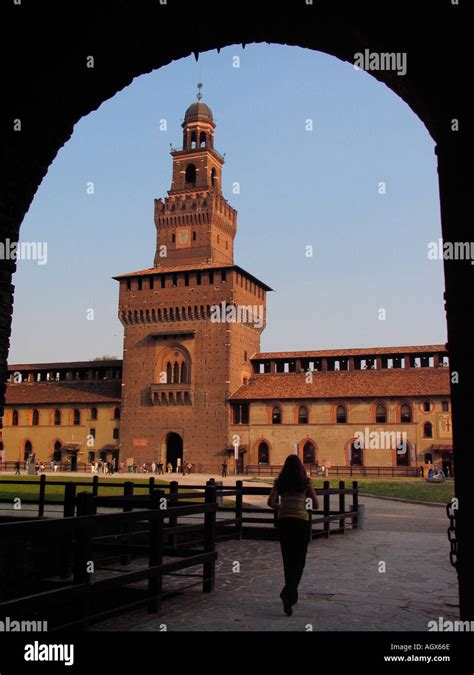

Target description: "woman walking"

left=267, top=454, right=319, bottom=616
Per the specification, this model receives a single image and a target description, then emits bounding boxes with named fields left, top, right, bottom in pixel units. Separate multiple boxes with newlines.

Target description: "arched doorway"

left=350, top=442, right=363, bottom=467
left=302, top=441, right=316, bottom=465
left=257, top=441, right=270, bottom=464
left=442, top=451, right=453, bottom=478
left=166, top=432, right=183, bottom=471
left=23, top=440, right=33, bottom=462
left=53, top=440, right=62, bottom=463
left=396, top=439, right=410, bottom=466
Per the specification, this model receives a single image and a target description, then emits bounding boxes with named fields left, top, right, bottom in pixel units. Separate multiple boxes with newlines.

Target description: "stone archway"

left=0, top=3, right=471, bottom=619
left=166, top=432, right=183, bottom=472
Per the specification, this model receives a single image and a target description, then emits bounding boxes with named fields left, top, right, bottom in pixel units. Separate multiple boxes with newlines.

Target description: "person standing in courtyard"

left=267, top=454, right=319, bottom=616
left=15, top=460, right=20, bottom=475
left=222, top=460, right=227, bottom=478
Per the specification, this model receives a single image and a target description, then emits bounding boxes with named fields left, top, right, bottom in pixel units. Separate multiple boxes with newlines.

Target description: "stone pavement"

left=93, top=495, right=459, bottom=632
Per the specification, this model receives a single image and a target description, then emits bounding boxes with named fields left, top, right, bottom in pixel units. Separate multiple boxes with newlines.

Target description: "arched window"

left=423, top=422, right=433, bottom=438
left=400, top=404, right=412, bottom=423
left=32, top=409, right=39, bottom=426
left=73, top=409, right=81, bottom=426
left=12, top=409, right=19, bottom=426
left=376, top=404, right=387, bottom=423
left=199, top=131, right=206, bottom=147
left=181, top=362, right=187, bottom=384
left=173, top=362, right=179, bottom=384
left=114, top=407, right=120, bottom=419
left=211, top=167, right=217, bottom=187
left=190, top=131, right=197, bottom=149
left=91, top=407, right=98, bottom=420
left=336, top=405, right=347, bottom=424
left=185, top=163, right=196, bottom=186
left=258, top=442, right=270, bottom=464
left=298, top=406, right=308, bottom=424
left=54, top=409, right=61, bottom=426
left=302, top=441, right=315, bottom=464
left=166, top=362, right=172, bottom=384
left=272, top=406, right=282, bottom=424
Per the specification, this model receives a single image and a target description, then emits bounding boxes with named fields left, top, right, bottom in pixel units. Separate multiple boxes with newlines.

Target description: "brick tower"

left=114, top=88, right=271, bottom=472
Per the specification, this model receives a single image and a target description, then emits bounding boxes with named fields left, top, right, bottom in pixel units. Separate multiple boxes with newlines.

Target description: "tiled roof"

left=230, top=368, right=450, bottom=401
left=5, top=380, right=122, bottom=406
left=113, top=264, right=273, bottom=291
left=253, top=344, right=447, bottom=360
left=114, top=262, right=233, bottom=278
left=7, top=360, right=122, bottom=372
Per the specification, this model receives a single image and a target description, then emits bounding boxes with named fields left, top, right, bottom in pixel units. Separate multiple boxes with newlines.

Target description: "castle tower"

left=114, top=88, right=271, bottom=472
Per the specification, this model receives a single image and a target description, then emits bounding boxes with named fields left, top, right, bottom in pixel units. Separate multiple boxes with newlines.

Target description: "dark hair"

left=274, top=454, right=310, bottom=493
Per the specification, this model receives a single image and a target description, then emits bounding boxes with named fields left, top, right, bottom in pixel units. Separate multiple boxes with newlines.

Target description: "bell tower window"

left=185, top=163, right=197, bottom=186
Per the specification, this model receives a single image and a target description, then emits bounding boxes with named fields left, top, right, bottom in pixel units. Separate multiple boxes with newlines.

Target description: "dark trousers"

left=277, top=517, right=310, bottom=604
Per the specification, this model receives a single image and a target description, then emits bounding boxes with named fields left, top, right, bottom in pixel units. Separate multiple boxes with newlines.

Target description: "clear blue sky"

left=10, top=44, right=446, bottom=364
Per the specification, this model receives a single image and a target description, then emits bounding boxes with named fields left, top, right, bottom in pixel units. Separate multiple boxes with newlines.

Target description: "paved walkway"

left=93, top=494, right=459, bottom=632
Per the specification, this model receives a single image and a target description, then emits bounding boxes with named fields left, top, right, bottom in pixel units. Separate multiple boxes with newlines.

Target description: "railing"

left=0, top=476, right=359, bottom=541
left=246, top=464, right=420, bottom=477
left=0, top=485, right=218, bottom=630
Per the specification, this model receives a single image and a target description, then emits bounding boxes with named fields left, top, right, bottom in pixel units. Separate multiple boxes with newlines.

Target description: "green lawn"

left=0, top=475, right=238, bottom=507
left=249, top=476, right=454, bottom=504
left=0, top=475, right=172, bottom=502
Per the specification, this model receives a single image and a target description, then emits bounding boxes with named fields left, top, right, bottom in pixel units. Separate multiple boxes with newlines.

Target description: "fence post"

left=148, top=476, right=155, bottom=496
left=92, top=474, right=99, bottom=497
left=38, top=473, right=46, bottom=518
left=352, top=480, right=359, bottom=528
left=338, top=480, right=345, bottom=533
left=76, top=491, right=95, bottom=517
left=63, top=481, right=76, bottom=518
left=203, top=484, right=216, bottom=592
left=148, top=488, right=164, bottom=612
left=323, top=480, right=330, bottom=538
left=235, top=480, right=243, bottom=540
left=120, top=481, right=134, bottom=565
left=73, top=494, right=93, bottom=629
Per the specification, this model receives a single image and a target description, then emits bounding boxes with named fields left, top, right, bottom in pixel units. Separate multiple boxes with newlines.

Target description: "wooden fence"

left=0, top=485, right=219, bottom=630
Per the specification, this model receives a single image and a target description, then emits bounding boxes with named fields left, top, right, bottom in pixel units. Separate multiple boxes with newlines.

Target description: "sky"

left=9, top=44, right=446, bottom=364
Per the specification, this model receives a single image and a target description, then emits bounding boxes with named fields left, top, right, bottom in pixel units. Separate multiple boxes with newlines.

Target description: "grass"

left=0, top=475, right=238, bottom=508
left=248, top=475, right=454, bottom=504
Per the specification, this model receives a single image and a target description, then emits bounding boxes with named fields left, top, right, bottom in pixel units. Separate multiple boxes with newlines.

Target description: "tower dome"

left=184, top=100, right=214, bottom=124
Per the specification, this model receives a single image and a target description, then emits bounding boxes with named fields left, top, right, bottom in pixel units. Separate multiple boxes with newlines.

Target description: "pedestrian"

left=50, top=459, right=54, bottom=472
left=187, top=462, right=192, bottom=475
left=221, top=460, right=227, bottom=478
left=151, top=461, right=156, bottom=475
left=167, top=462, right=172, bottom=474
left=267, top=454, right=319, bottom=616
left=158, top=462, right=163, bottom=475
left=15, top=460, right=20, bottom=475
left=35, top=461, right=40, bottom=475
left=53, top=463, right=58, bottom=472
left=119, top=461, right=124, bottom=474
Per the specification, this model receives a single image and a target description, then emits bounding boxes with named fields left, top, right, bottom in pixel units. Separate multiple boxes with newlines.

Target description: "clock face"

left=176, top=228, right=190, bottom=248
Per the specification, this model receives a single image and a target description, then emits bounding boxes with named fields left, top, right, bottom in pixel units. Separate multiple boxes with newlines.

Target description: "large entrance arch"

left=1, top=4, right=470, bottom=619
left=166, top=432, right=183, bottom=471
